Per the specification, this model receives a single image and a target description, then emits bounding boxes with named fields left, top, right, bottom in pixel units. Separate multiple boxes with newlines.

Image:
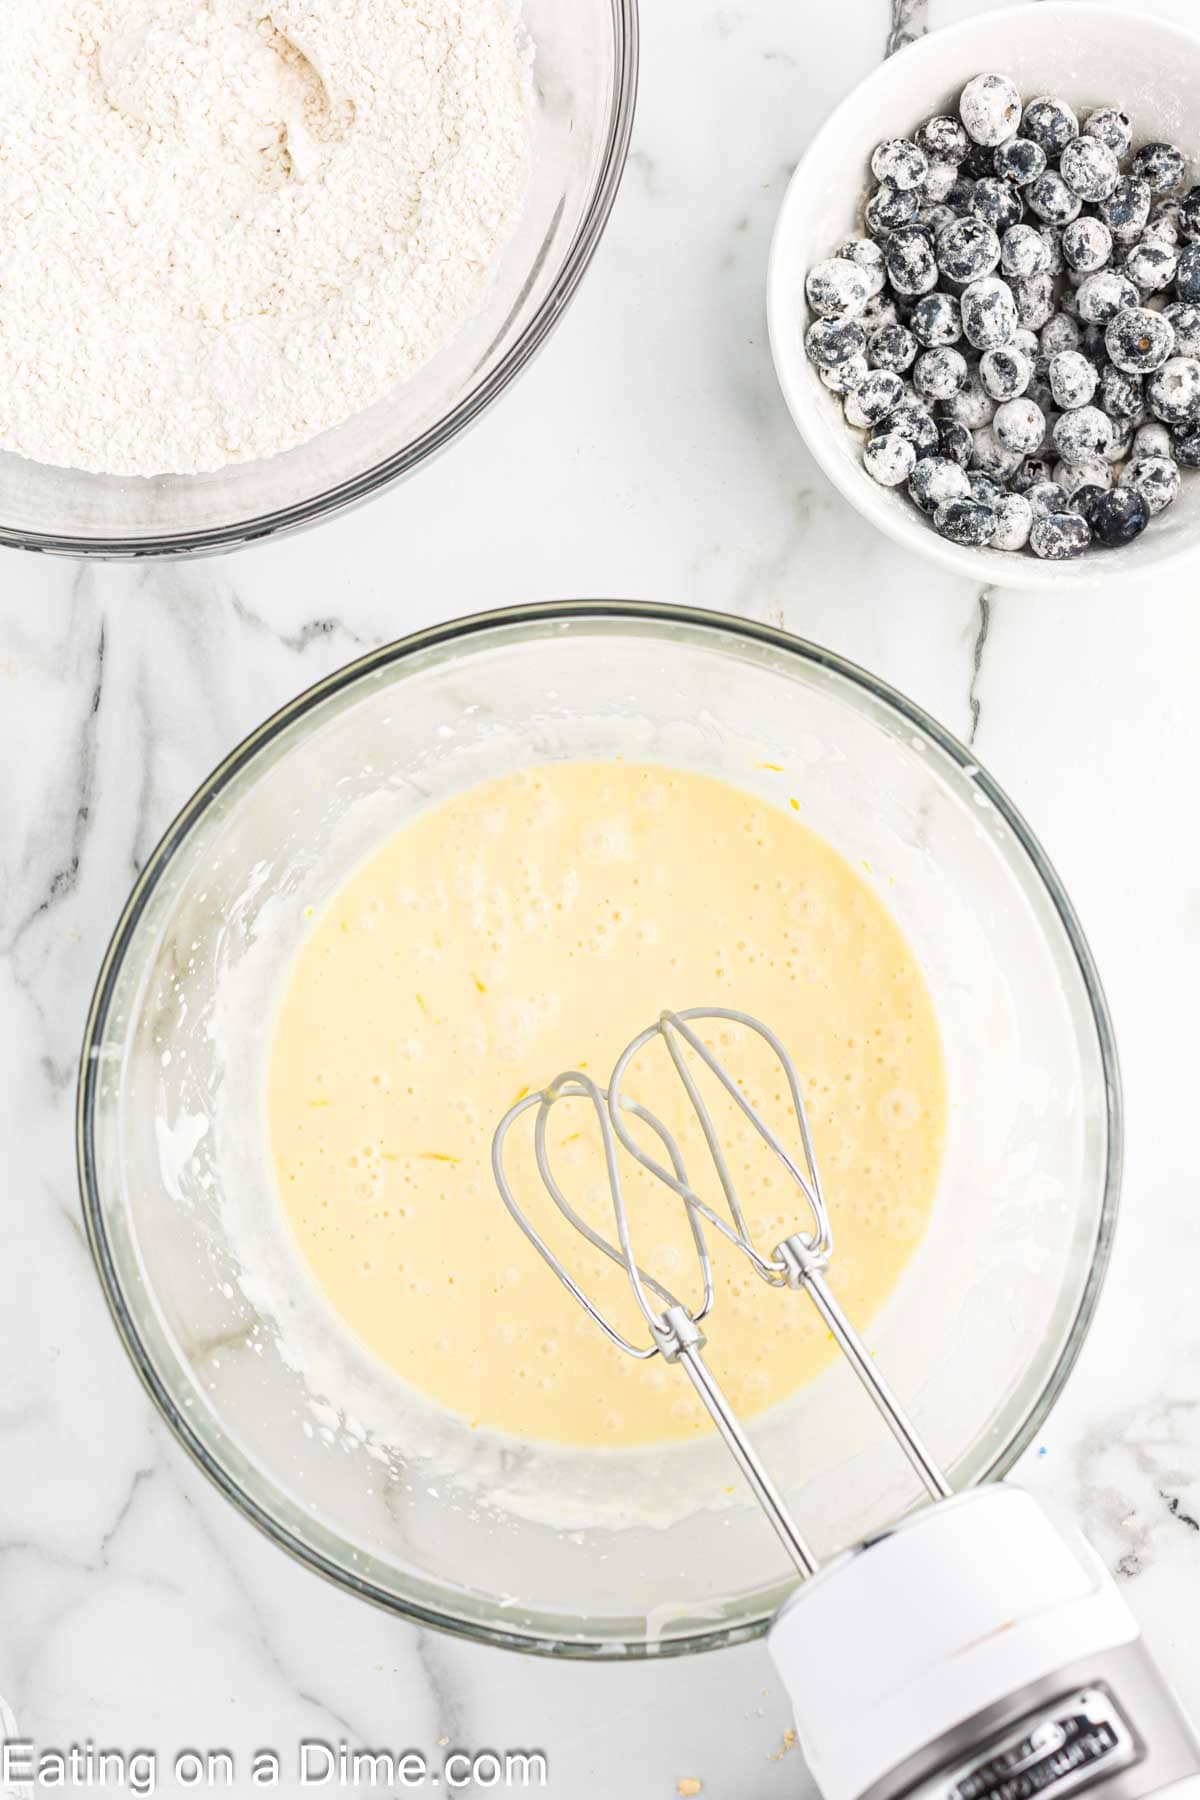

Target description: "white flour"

left=0, top=0, right=531, bottom=476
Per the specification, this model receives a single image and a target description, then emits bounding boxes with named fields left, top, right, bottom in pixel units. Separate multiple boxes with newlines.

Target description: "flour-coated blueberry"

left=1100, top=176, right=1152, bottom=242
left=959, top=73, right=1023, bottom=147
left=863, top=430, right=918, bottom=485
left=934, top=496, right=997, bottom=543
left=1060, top=136, right=1121, bottom=204
left=961, top=274, right=1018, bottom=349
left=1106, top=305, right=1175, bottom=372
left=1082, top=107, right=1133, bottom=158
left=1119, top=453, right=1181, bottom=512
left=1131, top=142, right=1187, bottom=195
left=1030, top=511, right=1091, bottom=558
left=1027, top=170, right=1082, bottom=225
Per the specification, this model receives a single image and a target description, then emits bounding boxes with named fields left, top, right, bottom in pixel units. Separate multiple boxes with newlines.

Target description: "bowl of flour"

left=0, top=0, right=637, bottom=555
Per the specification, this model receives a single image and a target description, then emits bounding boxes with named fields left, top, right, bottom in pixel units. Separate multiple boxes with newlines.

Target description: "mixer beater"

left=494, top=1008, right=1200, bottom=1800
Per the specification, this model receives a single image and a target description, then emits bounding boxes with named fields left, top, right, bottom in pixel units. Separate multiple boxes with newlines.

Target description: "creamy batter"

left=269, top=763, right=945, bottom=1449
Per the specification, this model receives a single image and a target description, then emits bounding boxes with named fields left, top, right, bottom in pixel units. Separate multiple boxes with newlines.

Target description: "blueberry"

left=937, top=418, right=974, bottom=467
left=945, top=175, right=978, bottom=215
left=863, top=431, right=917, bottom=486
left=922, top=164, right=959, bottom=206
left=1104, top=417, right=1134, bottom=464
left=820, top=354, right=869, bottom=395
left=867, top=323, right=918, bottom=371
left=1037, top=224, right=1067, bottom=275
left=1027, top=480, right=1069, bottom=516
left=941, top=373, right=996, bottom=428
left=1170, top=425, right=1200, bottom=466
left=1052, top=353, right=1098, bottom=417
left=1146, top=356, right=1200, bottom=425
left=1131, top=142, right=1187, bottom=195
left=1180, top=186, right=1200, bottom=242
left=1123, top=239, right=1178, bottom=294
left=991, top=491, right=1034, bottom=550
left=1001, top=223, right=1052, bottom=277
left=1053, top=405, right=1113, bottom=463
left=1105, top=305, right=1175, bottom=373
left=993, top=138, right=1047, bottom=187
left=1100, top=176, right=1152, bottom=242
left=959, top=74, right=1023, bottom=148
left=872, top=139, right=929, bottom=192
left=1098, top=364, right=1144, bottom=419
left=961, top=274, right=1018, bottom=349
left=1023, top=95, right=1078, bottom=154
left=1061, top=217, right=1113, bottom=274
left=970, top=424, right=1023, bottom=481
left=865, top=184, right=920, bottom=237
left=1030, top=512, right=1091, bottom=559
left=806, top=257, right=871, bottom=318
left=1027, top=171, right=1082, bottom=225
left=970, top=177, right=1024, bottom=232
left=993, top=395, right=1046, bottom=453
left=835, top=236, right=888, bottom=296
left=962, top=139, right=998, bottom=180
left=885, top=226, right=938, bottom=296
left=1078, top=322, right=1109, bottom=364
left=918, top=201, right=959, bottom=237
left=1175, top=244, right=1200, bottom=304
left=1088, top=485, right=1151, bottom=545
left=913, top=346, right=968, bottom=400
left=1060, top=137, right=1121, bottom=204
left=1082, top=107, right=1133, bottom=158
left=934, top=496, right=997, bottom=544
left=1055, top=456, right=1112, bottom=498
left=805, top=317, right=866, bottom=368
left=1012, top=457, right=1054, bottom=493
left=1048, top=350, right=1098, bottom=410
left=916, top=115, right=971, bottom=164
left=936, top=217, right=1001, bottom=282
left=859, top=292, right=901, bottom=335
left=1119, top=453, right=1181, bottom=513
left=1039, top=312, right=1082, bottom=357
left=979, top=345, right=1032, bottom=400
left=844, top=368, right=907, bottom=426
left=908, top=455, right=971, bottom=514
left=1068, top=483, right=1107, bottom=522
left=1132, top=420, right=1174, bottom=460
left=909, top=291, right=962, bottom=347
left=1162, top=301, right=1200, bottom=355
left=1144, top=200, right=1183, bottom=246
left=1076, top=271, right=1140, bottom=324
left=878, top=403, right=939, bottom=458
left=1010, top=272, right=1055, bottom=330
left=967, top=471, right=1006, bottom=506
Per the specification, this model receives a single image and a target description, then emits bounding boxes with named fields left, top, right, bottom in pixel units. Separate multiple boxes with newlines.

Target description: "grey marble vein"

left=967, top=588, right=992, bottom=746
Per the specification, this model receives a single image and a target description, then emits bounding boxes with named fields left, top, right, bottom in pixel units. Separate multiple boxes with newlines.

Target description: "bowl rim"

left=767, top=0, right=1200, bottom=592
left=76, top=597, right=1123, bottom=1658
left=7, top=0, right=638, bottom=562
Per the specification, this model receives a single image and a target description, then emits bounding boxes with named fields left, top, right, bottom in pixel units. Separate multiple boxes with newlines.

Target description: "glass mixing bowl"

left=78, top=603, right=1120, bottom=1657
left=1, top=0, right=636, bottom=559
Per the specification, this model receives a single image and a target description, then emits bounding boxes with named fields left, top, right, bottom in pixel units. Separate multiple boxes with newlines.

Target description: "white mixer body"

left=769, top=1486, right=1200, bottom=1800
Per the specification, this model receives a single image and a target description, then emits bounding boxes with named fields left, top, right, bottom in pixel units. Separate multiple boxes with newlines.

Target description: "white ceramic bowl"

left=768, top=3, right=1200, bottom=591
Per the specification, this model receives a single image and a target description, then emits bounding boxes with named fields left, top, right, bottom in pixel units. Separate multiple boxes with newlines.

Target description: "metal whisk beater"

left=491, top=1006, right=950, bottom=1579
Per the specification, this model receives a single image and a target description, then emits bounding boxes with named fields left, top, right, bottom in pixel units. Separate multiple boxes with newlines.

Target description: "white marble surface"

left=2, top=0, right=1200, bottom=1794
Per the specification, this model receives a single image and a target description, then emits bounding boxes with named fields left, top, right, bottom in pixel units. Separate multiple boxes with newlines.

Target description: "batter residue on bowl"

left=268, top=763, right=946, bottom=1449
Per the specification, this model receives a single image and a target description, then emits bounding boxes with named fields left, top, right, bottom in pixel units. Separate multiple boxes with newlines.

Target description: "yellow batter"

left=269, top=763, right=945, bottom=1449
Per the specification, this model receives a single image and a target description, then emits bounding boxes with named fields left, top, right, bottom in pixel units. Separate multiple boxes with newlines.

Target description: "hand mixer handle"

left=767, top=1485, right=1200, bottom=1800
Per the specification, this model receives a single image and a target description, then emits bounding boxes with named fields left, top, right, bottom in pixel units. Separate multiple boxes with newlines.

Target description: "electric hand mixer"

left=493, top=1008, right=1200, bottom=1800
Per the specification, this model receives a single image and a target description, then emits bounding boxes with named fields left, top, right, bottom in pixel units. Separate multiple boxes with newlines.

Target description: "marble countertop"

left=2, top=0, right=1199, bottom=1793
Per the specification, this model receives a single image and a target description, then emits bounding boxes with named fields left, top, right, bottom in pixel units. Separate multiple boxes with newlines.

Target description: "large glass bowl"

left=2, top=0, right=636, bottom=559
left=78, top=603, right=1120, bottom=1657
